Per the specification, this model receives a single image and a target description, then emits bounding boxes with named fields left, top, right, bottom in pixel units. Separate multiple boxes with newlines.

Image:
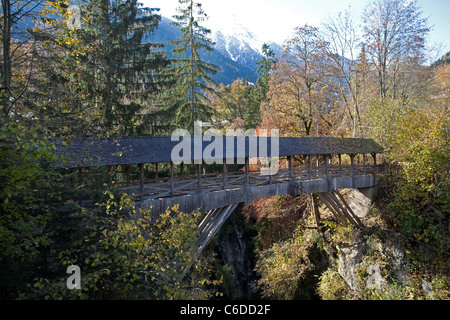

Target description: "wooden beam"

left=125, top=165, right=130, bottom=184
left=78, top=168, right=83, bottom=186
left=308, top=155, right=312, bottom=180
left=372, top=153, right=377, bottom=180
left=350, top=154, right=356, bottom=188
left=317, top=193, right=345, bottom=222
left=332, top=190, right=365, bottom=228
left=245, top=157, right=249, bottom=187
left=327, top=191, right=361, bottom=227
left=197, top=163, right=202, bottom=193
left=311, top=193, right=320, bottom=228
left=324, top=192, right=352, bottom=222
left=180, top=162, right=184, bottom=177
left=197, top=204, right=239, bottom=254
left=363, top=154, right=366, bottom=175
left=288, top=155, right=293, bottom=180
left=198, top=208, right=219, bottom=235
left=170, top=161, right=174, bottom=197
left=223, top=158, right=227, bottom=191
left=139, top=163, right=144, bottom=200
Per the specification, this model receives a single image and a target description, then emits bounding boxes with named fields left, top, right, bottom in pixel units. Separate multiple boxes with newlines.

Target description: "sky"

left=147, top=0, right=450, bottom=58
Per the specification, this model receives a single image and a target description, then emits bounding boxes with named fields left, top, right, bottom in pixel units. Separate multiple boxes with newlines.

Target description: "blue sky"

left=147, top=0, right=449, bottom=58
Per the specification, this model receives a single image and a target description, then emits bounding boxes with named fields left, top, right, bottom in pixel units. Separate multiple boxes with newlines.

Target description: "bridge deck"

left=57, top=136, right=383, bottom=217
left=120, top=165, right=373, bottom=200
left=122, top=163, right=377, bottom=217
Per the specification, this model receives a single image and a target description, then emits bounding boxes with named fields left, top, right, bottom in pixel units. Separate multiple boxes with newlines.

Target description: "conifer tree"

left=32, top=0, right=170, bottom=136
left=162, top=0, right=219, bottom=134
left=247, top=43, right=277, bottom=128
left=88, top=0, right=171, bottom=135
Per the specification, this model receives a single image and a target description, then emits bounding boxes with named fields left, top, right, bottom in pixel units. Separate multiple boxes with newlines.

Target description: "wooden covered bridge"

left=59, top=135, right=383, bottom=252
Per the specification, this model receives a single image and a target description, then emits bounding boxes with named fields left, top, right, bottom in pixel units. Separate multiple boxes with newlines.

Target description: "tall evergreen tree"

left=255, top=43, right=277, bottom=99
left=161, top=0, right=219, bottom=134
left=247, top=43, right=277, bottom=128
left=88, top=0, right=171, bottom=135
left=32, top=0, right=171, bottom=136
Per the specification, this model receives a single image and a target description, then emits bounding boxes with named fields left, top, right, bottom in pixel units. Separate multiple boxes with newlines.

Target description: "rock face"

left=336, top=234, right=413, bottom=297
left=213, top=210, right=257, bottom=299
left=347, top=187, right=376, bottom=219
left=336, top=188, right=411, bottom=297
left=337, top=241, right=366, bottom=293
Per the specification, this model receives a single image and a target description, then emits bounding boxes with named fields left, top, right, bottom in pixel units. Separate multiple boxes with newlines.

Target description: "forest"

left=0, top=0, right=448, bottom=300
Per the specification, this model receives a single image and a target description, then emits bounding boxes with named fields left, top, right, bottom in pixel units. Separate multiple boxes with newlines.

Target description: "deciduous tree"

left=261, top=25, right=332, bottom=136
left=362, top=0, right=430, bottom=99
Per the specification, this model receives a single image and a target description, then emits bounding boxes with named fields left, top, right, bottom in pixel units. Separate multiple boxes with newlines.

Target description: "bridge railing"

left=57, top=136, right=383, bottom=204
left=117, top=154, right=379, bottom=201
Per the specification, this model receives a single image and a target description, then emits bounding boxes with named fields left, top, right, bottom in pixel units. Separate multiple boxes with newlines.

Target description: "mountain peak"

left=152, top=15, right=282, bottom=84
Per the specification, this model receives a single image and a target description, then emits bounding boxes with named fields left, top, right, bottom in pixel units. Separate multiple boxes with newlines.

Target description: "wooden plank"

left=288, top=155, right=293, bottom=180
left=372, top=153, right=377, bottom=180
left=223, top=158, right=227, bottom=190
left=311, top=194, right=320, bottom=228
left=245, top=157, right=249, bottom=187
left=197, top=207, right=226, bottom=247
left=170, top=161, right=174, bottom=197
left=198, top=208, right=219, bottom=234
left=327, top=191, right=360, bottom=227
left=197, top=204, right=239, bottom=254
left=332, top=190, right=365, bottom=228
left=317, top=192, right=345, bottom=222
left=197, top=163, right=202, bottom=193
left=139, top=164, right=144, bottom=200
left=308, top=155, right=312, bottom=180
left=350, top=154, right=356, bottom=188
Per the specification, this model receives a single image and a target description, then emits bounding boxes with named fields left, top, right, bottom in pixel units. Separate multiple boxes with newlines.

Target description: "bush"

left=0, top=121, right=64, bottom=298
left=317, top=268, right=349, bottom=300
left=19, top=192, right=220, bottom=300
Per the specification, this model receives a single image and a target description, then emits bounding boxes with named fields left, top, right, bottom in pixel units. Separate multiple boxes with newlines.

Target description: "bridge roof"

left=56, top=136, right=383, bottom=168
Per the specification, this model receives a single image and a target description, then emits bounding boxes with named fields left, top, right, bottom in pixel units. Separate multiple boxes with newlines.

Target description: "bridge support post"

left=363, top=154, right=366, bottom=175
left=139, top=163, right=144, bottom=200
left=324, top=154, right=330, bottom=192
left=310, top=194, right=320, bottom=228
left=308, top=155, right=312, bottom=180
left=197, top=163, right=202, bottom=193
left=350, top=154, right=356, bottom=188
left=288, top=156, right=293, bottom=180
left=78, top=168, right=83, bottom=187
left=371, top=153, right=377, bottom=181
left=245, top=157, right=249, bottom=187
left=223, top=158, right=227, bottom=190
left=170, top=161, right=174, bottom=197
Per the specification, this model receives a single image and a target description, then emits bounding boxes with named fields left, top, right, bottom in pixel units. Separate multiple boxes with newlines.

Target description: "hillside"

left=432, top=51, right=450, bottom=68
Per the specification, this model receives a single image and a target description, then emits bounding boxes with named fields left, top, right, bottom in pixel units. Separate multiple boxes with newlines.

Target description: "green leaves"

left=28, top=192, right=218, bottom=300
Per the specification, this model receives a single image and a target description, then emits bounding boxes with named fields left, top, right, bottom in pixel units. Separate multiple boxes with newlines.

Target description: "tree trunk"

left=1, top=0, right=12, bottom=120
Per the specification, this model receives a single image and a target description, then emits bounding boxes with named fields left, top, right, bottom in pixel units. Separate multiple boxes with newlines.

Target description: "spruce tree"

left=161, top=0, right=219, bottom=134
left=33, top=0, right=171, bottom=136
left=89, top=0, right=171, bottom=135
left=247, top=43, right=277, bottom=128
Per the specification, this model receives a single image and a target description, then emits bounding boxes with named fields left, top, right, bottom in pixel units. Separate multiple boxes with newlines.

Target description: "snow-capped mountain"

left=210, top=14, right=266, bottom=62
left=150, top=16, right=283, bottom=85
